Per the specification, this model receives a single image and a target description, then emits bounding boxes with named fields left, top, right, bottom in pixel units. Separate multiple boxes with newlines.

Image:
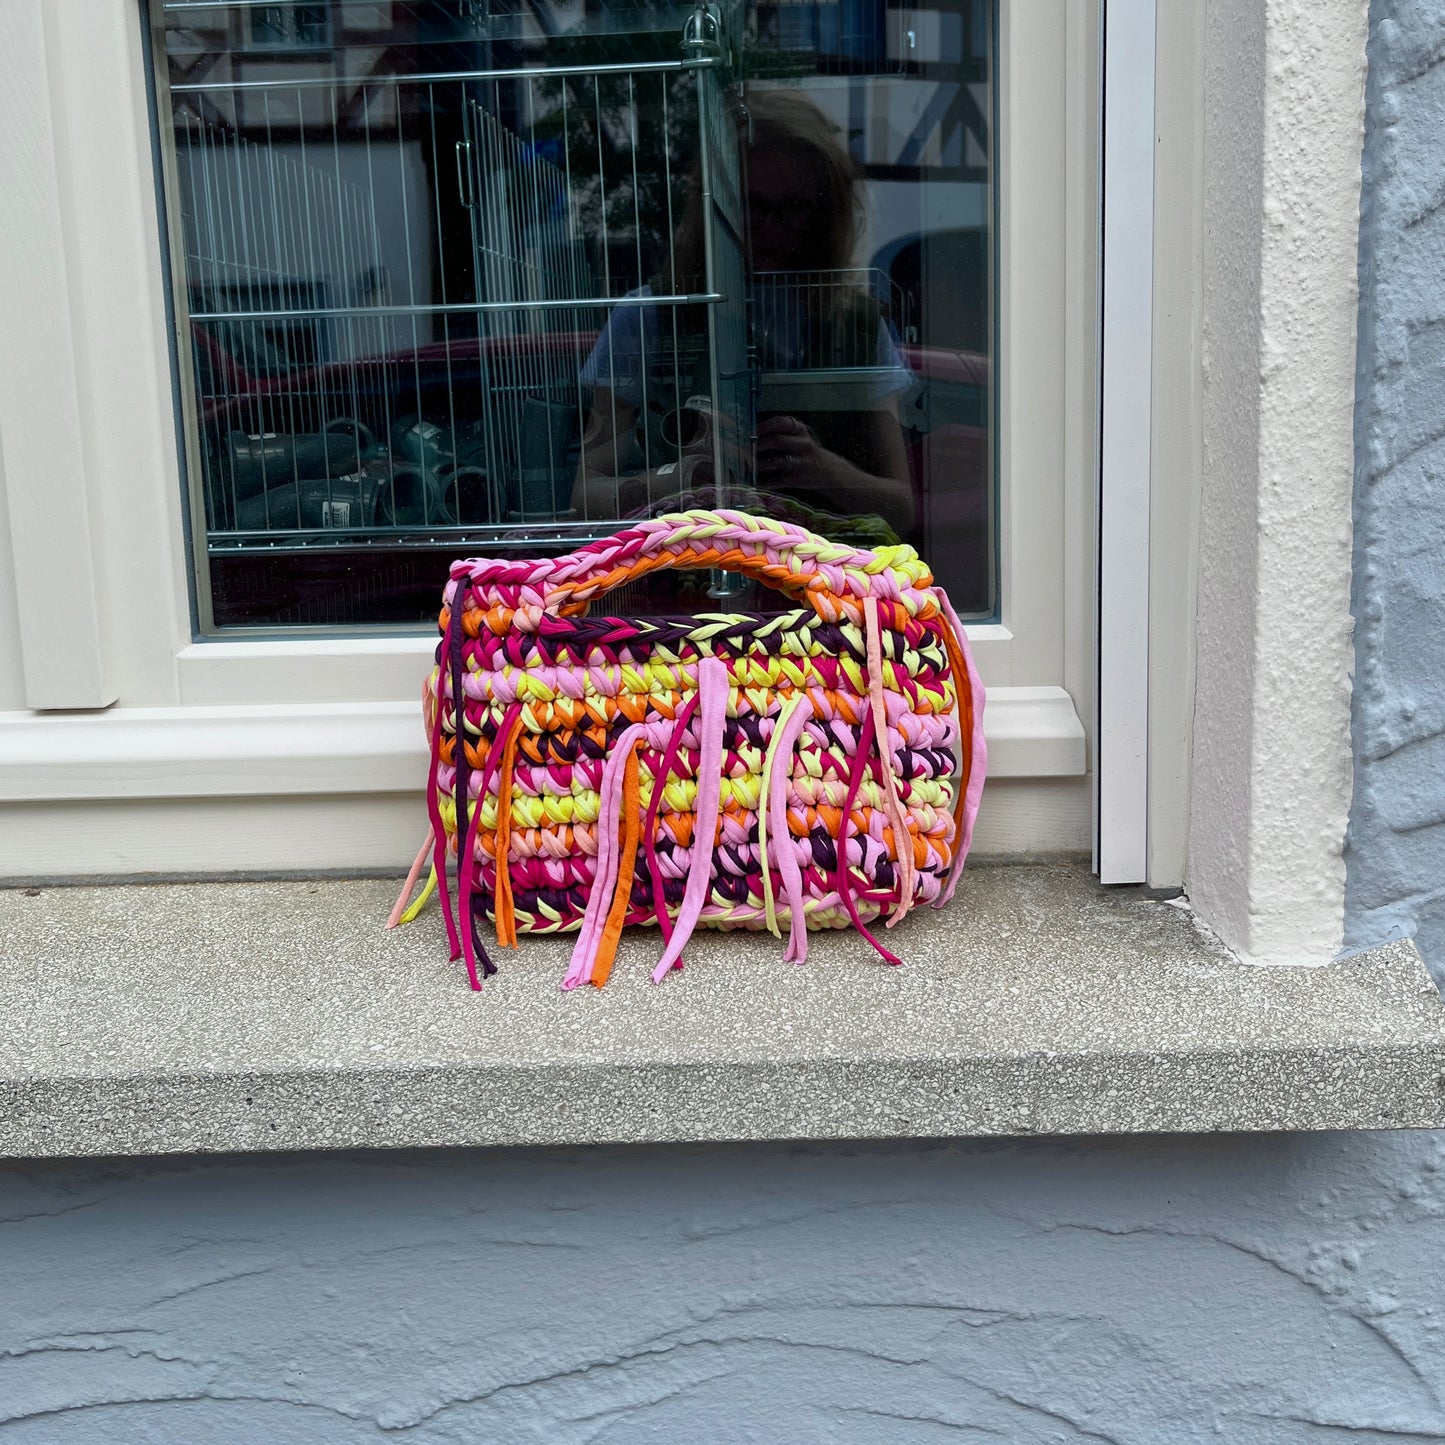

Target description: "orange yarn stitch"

left=590, top=743, right=645, bottom=987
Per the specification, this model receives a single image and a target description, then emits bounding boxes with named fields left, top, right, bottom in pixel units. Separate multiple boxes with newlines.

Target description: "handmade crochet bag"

left=388, top=509, right=986, bottom=989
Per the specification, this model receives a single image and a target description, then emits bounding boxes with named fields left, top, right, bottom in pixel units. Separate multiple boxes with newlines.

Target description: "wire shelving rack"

left=160, top=0, right=750, bottom=557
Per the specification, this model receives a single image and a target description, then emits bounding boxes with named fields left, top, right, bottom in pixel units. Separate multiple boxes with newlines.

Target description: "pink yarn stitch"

left=765, top=695, right=818, bottom=963
left=864, top=596, right=919, bottom=927
left=832, top=704, right=903, bottom=967
left=425, top=667, right=463, bottom=964
left=564, top=721, right=650, bottom=990
left=459, top=701, right=523, bottom=990
left=386, top=832, right=433, bottom=930
left=650, top=657, right=729, bottom=984
left=642, top=693, right=702, bottom=947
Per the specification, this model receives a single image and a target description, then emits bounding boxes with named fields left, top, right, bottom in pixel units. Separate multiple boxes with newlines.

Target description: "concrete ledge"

left=2, top=865, right=1443, bottom=1157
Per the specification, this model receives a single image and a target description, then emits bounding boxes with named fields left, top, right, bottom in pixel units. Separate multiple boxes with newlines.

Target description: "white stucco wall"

left=1188, top=0, right=1368, bottom=964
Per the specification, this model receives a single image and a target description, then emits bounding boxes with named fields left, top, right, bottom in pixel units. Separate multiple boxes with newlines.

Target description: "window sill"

left=3, top=864, right=1441, bottom=1159
left=0, top=687, right=1085, bottom=802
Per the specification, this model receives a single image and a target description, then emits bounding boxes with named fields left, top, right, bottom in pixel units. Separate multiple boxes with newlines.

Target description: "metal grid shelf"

left=163, top=2, right=750, bottom=556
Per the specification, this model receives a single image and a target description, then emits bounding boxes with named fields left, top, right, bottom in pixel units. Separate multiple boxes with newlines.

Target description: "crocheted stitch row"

left=391, top=510, right=988, bottom=990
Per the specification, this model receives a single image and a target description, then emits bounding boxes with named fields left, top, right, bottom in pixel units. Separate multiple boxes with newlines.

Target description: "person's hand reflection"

left=756, top=415, right=840, bottom=492
left=756, top=413, right=917, bottom=534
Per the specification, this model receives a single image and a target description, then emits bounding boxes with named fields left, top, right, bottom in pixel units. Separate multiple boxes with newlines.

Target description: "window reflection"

left=155, top=0, right=993, bottom=627
left=576, top=92, right=915, bottom=540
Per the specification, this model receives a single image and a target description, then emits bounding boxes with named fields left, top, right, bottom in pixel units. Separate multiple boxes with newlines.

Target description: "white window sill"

left=2, top=864, right=1441, bottom=1159
left=0, top=686, right=1085, bottom=803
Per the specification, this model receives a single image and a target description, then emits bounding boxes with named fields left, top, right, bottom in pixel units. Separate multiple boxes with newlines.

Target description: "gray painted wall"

left=6, top=1135, right=1445, bottom=1442
left=7, top=7, right=1445, bottom=1445
left=1346, top=0, right=1445, bottom=976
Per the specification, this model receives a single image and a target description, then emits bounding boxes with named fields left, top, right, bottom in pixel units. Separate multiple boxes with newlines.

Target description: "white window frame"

left=1096, top=0, right=1154, bottom=883
left=0, top=0, right=1113, bottom=876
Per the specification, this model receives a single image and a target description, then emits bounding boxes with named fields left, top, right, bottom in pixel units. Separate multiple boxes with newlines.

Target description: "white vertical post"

left=1096, top=0, right=1156, bottom=884
left=1187, top=0, right=1363, bottom=963
left=0, top=2, right=114, bottom=710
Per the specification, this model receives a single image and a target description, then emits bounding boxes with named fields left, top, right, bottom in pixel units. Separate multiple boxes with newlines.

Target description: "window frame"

left=149, top=0, right=1084, bottom=684
left=0, top=0, right=1107, bottom=872
left=1096, top=0, right=1155, bottom=883
left=149, top=0, right=1096, bottom=691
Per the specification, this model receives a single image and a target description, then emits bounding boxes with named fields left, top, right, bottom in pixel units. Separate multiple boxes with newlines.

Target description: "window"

left=0, top=0, right=1099, bottom=878
left=150, top=0, right=997, bottom=629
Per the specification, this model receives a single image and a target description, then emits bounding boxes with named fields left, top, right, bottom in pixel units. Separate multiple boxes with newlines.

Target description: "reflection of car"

left=193, top=324, right=599, bottom=530
left=900, top=341, right=989, bottom=539
left=872, top=227, right=990, bottom=355
left=190, top=319, right=989, bottom=579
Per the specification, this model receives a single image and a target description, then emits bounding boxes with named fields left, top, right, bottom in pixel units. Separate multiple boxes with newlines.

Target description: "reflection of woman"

left=573, top=90, right=915, bottom=536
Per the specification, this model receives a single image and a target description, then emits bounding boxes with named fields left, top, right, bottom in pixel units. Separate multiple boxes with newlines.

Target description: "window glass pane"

left=152, top=0, right=994, bottom=628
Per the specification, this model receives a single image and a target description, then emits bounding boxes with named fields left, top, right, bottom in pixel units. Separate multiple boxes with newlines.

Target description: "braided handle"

left=537, top=511, right=936, bottom=621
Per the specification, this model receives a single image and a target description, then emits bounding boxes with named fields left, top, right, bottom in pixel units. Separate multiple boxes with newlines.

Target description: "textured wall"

left=1346, top=0, right=1445, bottom=982
left=6, top=1137, right=1445, bottom=1442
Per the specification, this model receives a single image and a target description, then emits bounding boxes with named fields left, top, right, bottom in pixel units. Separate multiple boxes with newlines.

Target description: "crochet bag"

left=388, top=509, right=987, bottom=989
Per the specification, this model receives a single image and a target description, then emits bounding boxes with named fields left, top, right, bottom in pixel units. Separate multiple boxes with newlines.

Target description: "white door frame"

left=1096, top=0, right=1156, bottom=884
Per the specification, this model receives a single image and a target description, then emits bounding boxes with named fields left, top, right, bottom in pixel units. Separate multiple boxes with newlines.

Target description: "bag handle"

left=452, top=511, right=939, bottom=624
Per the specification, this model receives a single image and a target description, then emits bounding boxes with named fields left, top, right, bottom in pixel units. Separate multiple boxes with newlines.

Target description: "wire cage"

left=162, top=0, right=753, bottom=566
left=152, top=0, right=997, bottom=629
